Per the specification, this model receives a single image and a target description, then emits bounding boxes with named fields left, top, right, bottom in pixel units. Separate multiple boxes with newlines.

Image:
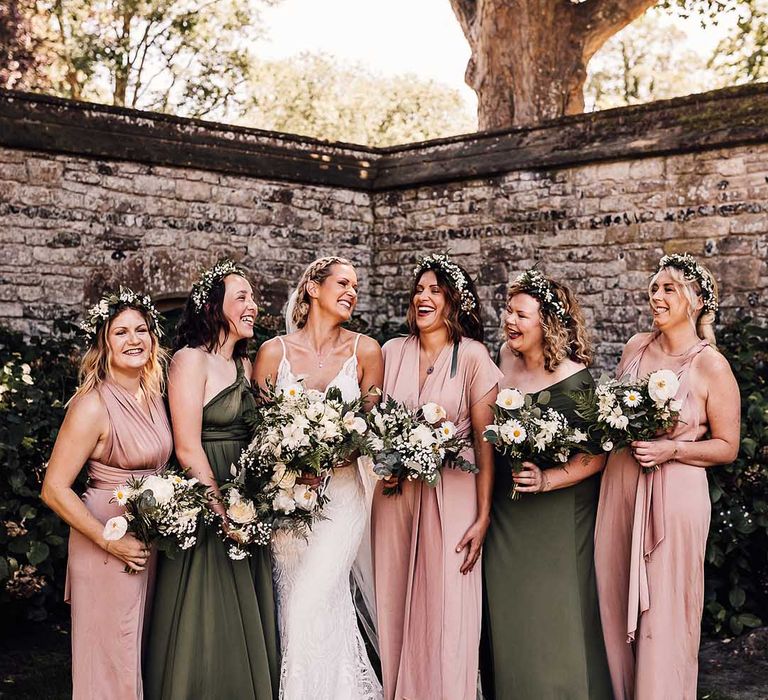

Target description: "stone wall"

left=1, top=86, right=767, bottom=369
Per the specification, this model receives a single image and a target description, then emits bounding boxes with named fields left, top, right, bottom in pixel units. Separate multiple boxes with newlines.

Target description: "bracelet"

left=103, top=540, right=111, bottom=565
left=540, top=470, right=550, bottom=493
left=672, top=441, right=679, bottom=461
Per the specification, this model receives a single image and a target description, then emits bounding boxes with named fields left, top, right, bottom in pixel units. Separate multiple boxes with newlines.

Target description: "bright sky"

left=254, top=1, right=741, bottom=117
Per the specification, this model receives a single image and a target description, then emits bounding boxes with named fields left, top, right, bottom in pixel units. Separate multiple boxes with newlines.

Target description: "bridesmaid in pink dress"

left=371, top=254, right=502, bottom=700
left=594, top=254, right=740, bottom=700
left=42, top=290, right=172, bottom=700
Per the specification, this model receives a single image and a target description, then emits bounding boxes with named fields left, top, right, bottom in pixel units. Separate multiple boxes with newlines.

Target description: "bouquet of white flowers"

left=484, top=388, right=589, bottom=500
left=571, top=369, right=682, bottom=472
left=358, top=398, right=476, bottom=496
left=102, top=471, right=209, bottom=572
left=218, top=380, right=369, bottom=558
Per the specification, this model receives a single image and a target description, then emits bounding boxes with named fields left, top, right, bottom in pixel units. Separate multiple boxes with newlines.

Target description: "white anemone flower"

left=103, top=515, right=128, bottom=541
left=421, top=402, right=448, bottom=424
left=496, top=388, right=525, bottom=411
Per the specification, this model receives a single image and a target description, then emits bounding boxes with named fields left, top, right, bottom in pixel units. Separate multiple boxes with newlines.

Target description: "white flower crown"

left=512, top=269, right=568, bottom=321
left=80, top=287, right=162, bottom=342
left=658, top=253, right=718, bottom=314
left=190, top=259, right=243, bottom=310
left=413, top=253, right=476, bottom=313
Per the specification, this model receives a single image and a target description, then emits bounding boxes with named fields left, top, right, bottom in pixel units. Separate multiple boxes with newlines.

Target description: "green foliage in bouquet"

left=704, top=319, right=768, bottom=637
left=0, top=322, right=83, bottom=622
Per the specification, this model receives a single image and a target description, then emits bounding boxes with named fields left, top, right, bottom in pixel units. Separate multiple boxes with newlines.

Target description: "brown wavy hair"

left=71, top=307, right=167, bottom=403
left=174, top=268, right=251, bottom=358
left=407, top=263, right=484, bottom=342
left=506, top=277, right=592, bottom=372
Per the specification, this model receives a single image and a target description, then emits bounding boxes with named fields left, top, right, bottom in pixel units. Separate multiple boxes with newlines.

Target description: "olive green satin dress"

left=145, top=359, right=279, bottom=700
left=481, top=368, right=613, bottom=700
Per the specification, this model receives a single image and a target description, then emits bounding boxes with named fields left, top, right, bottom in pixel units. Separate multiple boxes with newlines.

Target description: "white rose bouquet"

left=102, top=471, right=209, bottom=573
left=218, top=380, right=369, bottom=557
left=483, top=388, right=589, bottom=500
left=358, top=398, right=476, bottom=496
left=571, top=370, right=682, bottom=472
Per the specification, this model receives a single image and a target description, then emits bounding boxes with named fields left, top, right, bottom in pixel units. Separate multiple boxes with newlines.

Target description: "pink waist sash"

left=87, top=460, right=165, bottom=490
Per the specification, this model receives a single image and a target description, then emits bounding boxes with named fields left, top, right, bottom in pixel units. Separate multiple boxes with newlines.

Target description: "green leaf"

left=27, top=541, right=50, bottom=566
left=729, top=615, right=743, bottom=635
left=740, top=437, right=757, bottom=458
left=729, top=586, right=746, bottom=610
left=537, top=390, right=551, bottom=406
left=0, top=557, right=9, bottom=581
left=737, top=613, right=762, bottom=628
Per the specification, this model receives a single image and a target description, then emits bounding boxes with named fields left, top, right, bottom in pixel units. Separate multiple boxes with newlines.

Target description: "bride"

left=253, top=256, right=384, bottom=700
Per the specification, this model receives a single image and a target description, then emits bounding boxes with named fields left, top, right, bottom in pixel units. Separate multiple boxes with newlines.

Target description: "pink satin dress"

left=371, top=336, right=503, bottom=700
left=594, top=333, right=715, bottom=700
left=65, top=380, right=172, bottom=700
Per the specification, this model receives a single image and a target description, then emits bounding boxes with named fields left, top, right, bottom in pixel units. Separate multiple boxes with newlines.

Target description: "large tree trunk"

left=450, top=0, right=658, bottom=129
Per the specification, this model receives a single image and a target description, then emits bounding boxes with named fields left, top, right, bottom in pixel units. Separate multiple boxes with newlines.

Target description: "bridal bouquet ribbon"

left=103, top=471, right=209, bottom=573
left=484, top=388, right=588, bottom=500
left=571, top=369, right=682, bottom=473
left=358, top=398, right=476, bottom=496
left=219, top=380, right=369, bottom=559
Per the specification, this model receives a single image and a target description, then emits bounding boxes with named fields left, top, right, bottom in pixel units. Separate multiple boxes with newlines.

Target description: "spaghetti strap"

left=353, top=333, right=362, bottom=355
left=277, top=335, right=287, bottom=361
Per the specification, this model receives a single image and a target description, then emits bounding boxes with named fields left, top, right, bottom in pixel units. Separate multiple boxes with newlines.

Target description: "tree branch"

left=448, top=0, right=477, bottom=44
left=579, top=0, right=658, bottom=59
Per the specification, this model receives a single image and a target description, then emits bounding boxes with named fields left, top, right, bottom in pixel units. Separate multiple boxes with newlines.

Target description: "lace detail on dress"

left=272, top=335, right=382, bottom=700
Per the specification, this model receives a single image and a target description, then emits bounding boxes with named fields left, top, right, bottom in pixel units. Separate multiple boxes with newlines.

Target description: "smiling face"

left=221, top=274, right=258, bottom=340
left=106, top=308, right=153, bottom=373
left=308, top=263, right=358, bottom=323
left=649, top=268, right=701, bottom=331
left=411, top=270, right=449, bottom=334
left=504, top=293, right=545, bottom=355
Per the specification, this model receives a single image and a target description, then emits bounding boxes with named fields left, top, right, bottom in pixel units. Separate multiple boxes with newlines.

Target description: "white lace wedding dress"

left=272, top=335, right=382, bottom=700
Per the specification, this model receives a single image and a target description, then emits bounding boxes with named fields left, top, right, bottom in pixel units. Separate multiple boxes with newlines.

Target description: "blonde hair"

left=648, top=264, right=718, bottom=347
left=506, top=278, right=592, bottom=372
left=288, top=256, right=353, bottom=331
left=70, top=308, right=168, bottom=403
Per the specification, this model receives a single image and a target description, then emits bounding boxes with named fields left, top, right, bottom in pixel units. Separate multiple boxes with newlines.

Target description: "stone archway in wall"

left=1, top=85, right=767, bottom=370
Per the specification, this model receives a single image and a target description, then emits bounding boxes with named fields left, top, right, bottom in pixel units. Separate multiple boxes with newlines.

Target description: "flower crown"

left=191, top=259, right=243, bottom=310
left=512, top=269, right=568, bottom=321
left=80, top=287, right=163, bottom=343
left=658, top=253, right=718, bottom=314
left=413, top=253, right=476, bottom=313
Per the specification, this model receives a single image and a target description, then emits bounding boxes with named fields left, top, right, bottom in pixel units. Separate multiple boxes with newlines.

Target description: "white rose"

left=142, top=475, right=175, bottom=505
left=410, top=423, right=436, bottom=448
left=647, top=369, right=680, bottom=405
left=602, top=440, right=614, bottom=452
left=272, top=490, right=297, bottom=514
left=306, top=389, right=325, bottom=403
left=270, top=463, right=297, bottom=490
left=496, top=388, right=525, bottom=411
left=293, top=484, right=318, bottom=512
left=421, top=402, right=447, bottom=424
left=437, top=421, right=457, bottom=442
left=343, top=411, right=367, bottom=434
left=227, top=498, right=257, bottom=525
left=319, top=420, right=341, bottom=441
left=103, top=515, right=128, bottom=541
left=306, top=402, right=326, bottom=421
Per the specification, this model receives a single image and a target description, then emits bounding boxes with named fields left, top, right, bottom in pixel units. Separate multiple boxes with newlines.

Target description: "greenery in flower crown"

left=79, top=287, right=162, bottom=343
left=413, top=253, right=476, bottom=312
left=190, top=259, right=243, bottom=310
left=513, top=268, right=568, bottom=321
left=658, top=253, right=718, bottom=314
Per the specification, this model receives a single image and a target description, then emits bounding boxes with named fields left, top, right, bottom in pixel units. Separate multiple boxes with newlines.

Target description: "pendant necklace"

left=423, top=345, right=444, bottom=375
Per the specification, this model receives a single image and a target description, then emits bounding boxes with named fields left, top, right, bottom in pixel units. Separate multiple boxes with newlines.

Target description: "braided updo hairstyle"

left=286, top=256, right=353, bottom=332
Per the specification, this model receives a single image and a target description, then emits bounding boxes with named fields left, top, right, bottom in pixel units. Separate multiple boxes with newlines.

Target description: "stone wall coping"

left=2, top=82, right=768, bottom=191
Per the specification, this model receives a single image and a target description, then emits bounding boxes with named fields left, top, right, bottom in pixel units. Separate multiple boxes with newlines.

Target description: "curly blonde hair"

left=648, top=263, right=719, bottom=347
left=506, top=277, right=592, bottom=372
left=289, top=256, right=353, bottom=331
left=70, top=308, right=167, bottom=403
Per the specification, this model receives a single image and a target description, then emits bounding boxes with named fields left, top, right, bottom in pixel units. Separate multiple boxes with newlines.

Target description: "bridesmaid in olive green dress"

left=146, top=261, right=279, bottom=700
left=481, top=269, right=612, bottom=700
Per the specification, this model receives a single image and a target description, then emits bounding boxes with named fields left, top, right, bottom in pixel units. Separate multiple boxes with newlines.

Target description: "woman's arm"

left=514, top=452, right=607, bottom=494
left=168, top=349, right=227, bottom=520
left=40, top=393, right=149, bottom=571
left=356, top=335, right=384, bottom=410
left=457, top=385, right=498, bottom=575
left=632, top=350, right=741, bottom=469
left=252, top=337, right=283, bottom=394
